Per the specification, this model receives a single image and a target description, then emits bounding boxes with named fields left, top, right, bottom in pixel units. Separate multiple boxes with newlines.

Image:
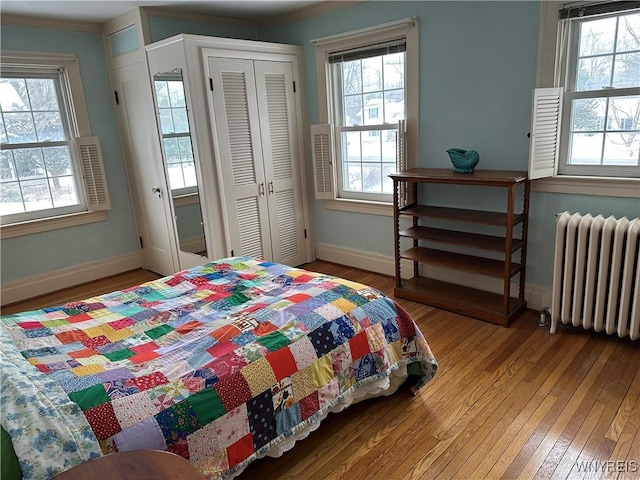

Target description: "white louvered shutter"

left=254, top=60, right=307, bottom=266
left=528, top=87, right=562, bottom=180
left=311, top=124, right=335, bottom=200
left=208, top=57, right=272, bottom=260
left=76, top=136, right=111, bottom=211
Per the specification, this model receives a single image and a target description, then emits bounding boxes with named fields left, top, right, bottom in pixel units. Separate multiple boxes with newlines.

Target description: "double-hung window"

left=153, top=74, right=197, bottom=196
left=330, top=41, right=406, bottom=201
left=530, top=4, right=640, bottom=185
left=312, top=19, right=418, bottom=208
left=0, top=52, right=109, bottom=236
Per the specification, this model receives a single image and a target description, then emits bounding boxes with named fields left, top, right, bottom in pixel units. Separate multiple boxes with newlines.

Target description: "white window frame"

left=313, top=18, right=419, bottom=215
left=0, top=51, right=109, bottom=238
left=531, top=2, right=640, bottom=198
left=152, top=75, right=198, bottom=198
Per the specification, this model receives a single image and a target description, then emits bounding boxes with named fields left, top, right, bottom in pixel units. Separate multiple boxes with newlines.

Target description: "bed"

left=1, top=257, right=438, bottom=479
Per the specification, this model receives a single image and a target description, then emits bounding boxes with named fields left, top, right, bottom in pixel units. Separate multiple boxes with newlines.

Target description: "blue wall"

left=0, top=16, right=260, bottom=286
left=259, top=0, right=639, bottom=289
left=0, top=25, right=139, bottom=283
left=2, top=3, right=637, bottom=292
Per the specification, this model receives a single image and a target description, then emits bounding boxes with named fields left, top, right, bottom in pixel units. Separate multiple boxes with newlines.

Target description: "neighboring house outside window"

left=530, top=3, right=639, bottom=197
left=312, top=19, right=418, bottom=210
left=0, top=51, right=110, bottom=237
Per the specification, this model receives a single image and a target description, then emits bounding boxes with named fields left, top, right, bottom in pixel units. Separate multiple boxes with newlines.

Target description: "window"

left=560, top=8, right=639, bottom=177
left=313, top=19, right=418, bottom=208
left=331, top=42, right=405, bottom=200
left=153, top=75, right=197, bottom=196
left=531, top=4, right=639, bottom=186
left=0, top=52, right=109, bottom=235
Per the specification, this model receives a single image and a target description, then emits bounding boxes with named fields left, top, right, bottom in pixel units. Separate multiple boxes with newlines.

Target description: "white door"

left=254, top=60, right=307, bottom=267
left=208, top=57, right=272, bottom=260
left=112, top=62, right=178, bottom=275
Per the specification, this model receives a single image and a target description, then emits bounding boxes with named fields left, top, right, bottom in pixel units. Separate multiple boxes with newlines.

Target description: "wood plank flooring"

left=239, top=261, right=640, bottom=480
left=2, top=261, right=638, bottom=480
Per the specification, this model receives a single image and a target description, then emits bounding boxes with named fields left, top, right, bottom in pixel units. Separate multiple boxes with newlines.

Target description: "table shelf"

left=390, top=168, right=530, bottom=326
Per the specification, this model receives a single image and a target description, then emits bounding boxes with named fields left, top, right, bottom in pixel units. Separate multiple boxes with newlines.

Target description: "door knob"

left=259, top=183, right=265, bottom=196
left=268, top=181, right=274, bottom=194
left=152, top=187, right=161, bottom=198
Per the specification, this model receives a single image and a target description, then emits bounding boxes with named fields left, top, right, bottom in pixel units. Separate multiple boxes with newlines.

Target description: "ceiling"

left=0, top=0, right=327, bottom=23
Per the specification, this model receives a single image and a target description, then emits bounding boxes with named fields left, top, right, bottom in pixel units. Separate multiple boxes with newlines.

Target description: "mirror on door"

left=153, top=68, right=207, bottom=258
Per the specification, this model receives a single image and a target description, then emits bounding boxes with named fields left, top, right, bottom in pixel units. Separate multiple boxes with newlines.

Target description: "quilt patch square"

left=241, top=358, right=276, bottom=397
left=288, top=336, right=317, bottom=369
left=308, top=324, right=338, bottom=357
left=214, top=372, right=252, bottom=412
left=68, top=383, right=110, bottom=410
left=156, top=402, right=200, bottom=444
left=317, top=377, right=339, bottom=409
left=349, top=331, right=370, bottom=360
left=187, top=387, right=226, bottom=425
left=226, top=433, right=253, bottom=469
left=354, top=353, right=378, bottom=381
left=104, top=379, right=140, bottom=400
left=187, top=421, right=219, bottom=465
left=296, top=311, right=326, bottom=331
left=84, top=401, right=122, bottom=440
left=247, top=390, right=276, bottom=450
left=113, top=417, right=166, bottom=452
left=211, top=405, right=250, bottom=450
left=276, top=404, right=301, bottom=436
left=265, top=346, right=297, bottom=381
left=311, top=355, right=333, bottom=388
left=271, top=377, right=294, bottom=413
left=298, top=391, right=320, bottom=421
left=112, top=391, right=158, bottom=429
left=290, top=365, right=316, bottom=400
left=329, top=317, right=356, bottom=345
left=55, top=330, right=89, bottom=344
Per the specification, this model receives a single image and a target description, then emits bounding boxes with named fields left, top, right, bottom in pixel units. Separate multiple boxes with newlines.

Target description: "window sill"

left=0, top=210, right=108, bottom=239
left=532, top=176, right=640, bottom=198
left=323, top=198, right=393, bottom=216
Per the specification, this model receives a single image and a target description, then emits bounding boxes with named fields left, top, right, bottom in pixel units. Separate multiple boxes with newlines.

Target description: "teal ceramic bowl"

left=446, top=149, right=479, bottom=173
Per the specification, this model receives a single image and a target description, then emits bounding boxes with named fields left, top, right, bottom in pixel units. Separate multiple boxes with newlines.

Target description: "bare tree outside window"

left=0, top=76, right=80, bottom=215
left=568, top=11, right=639, bottom=167
left=333, top=49, right=405, bottom=197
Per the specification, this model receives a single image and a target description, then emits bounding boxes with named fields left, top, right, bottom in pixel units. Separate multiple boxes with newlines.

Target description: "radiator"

left=550, top=212, right=640, bottom=340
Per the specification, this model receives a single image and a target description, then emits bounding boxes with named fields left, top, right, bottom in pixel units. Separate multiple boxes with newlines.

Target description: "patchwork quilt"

left=1, top=257, right=438, bottom=479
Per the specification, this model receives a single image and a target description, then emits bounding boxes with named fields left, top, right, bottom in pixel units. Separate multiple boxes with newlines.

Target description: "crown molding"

left=141, top=6, right=256, bottom=28
left=259, top=1, right=365, bottom=28
left=0, top=13, right=102, bottom=33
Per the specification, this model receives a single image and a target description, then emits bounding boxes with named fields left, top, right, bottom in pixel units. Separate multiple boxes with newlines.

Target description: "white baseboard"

left=315, top=242, right=552, bottom=312
left=1, top=252, right=142, bottom=306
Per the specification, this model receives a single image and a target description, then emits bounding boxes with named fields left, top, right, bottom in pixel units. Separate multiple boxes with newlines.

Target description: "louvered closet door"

left=208, top=57, right=272, bottom=260
left=254, top=61, right=307, bottom=267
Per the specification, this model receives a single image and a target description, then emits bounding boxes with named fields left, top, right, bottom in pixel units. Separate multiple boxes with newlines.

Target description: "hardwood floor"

left=2, top=261, right=638, bottom=480
left=239, top=261, right=640, bottom=480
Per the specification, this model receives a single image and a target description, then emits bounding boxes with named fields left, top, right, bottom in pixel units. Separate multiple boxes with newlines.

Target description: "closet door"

left=112, top=62, right=178, bottom=275
left=208, top=57, right=272, bottom=260
left=254, top=61, right=307, bottom=267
